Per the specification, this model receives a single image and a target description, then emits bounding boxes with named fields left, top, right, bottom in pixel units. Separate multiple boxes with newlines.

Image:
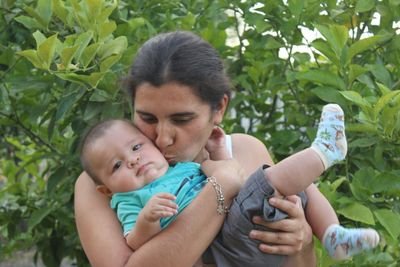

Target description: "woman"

left=74, top=31, right=316, bottom=267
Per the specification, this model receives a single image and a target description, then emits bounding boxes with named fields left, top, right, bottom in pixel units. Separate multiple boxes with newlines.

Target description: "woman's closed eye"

left=138, top=114, right=157, bottom=124
left=171, top=115, right=195, bottom=125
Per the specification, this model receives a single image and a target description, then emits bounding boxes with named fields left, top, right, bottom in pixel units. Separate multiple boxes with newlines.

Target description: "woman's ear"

left=213, top=94, right=229, bottom=125
left=96, top=185, right=113, bottom=197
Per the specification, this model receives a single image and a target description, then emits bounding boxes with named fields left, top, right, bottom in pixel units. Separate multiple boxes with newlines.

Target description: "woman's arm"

left=75, top=163, right=242, bottom=267
left=231, top=133, right=316, bottom=266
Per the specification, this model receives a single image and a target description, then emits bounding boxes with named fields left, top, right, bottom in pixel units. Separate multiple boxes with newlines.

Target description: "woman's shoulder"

left=230, top=133, right=267, bottom=150
left=230, top=133, right=274, bottom=173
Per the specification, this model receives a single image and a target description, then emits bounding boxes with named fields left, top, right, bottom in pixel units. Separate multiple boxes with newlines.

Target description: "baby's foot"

left=323, top=224, right=380, bottom=260
left=311, top=104, right=347, bottom=169
left=206, top=126, right=230, bottom=160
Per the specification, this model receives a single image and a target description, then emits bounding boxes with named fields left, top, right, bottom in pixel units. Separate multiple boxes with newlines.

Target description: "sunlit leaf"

left=374, top=209, right=400, bottom=240
left=337, top=203, right=375, bottom=225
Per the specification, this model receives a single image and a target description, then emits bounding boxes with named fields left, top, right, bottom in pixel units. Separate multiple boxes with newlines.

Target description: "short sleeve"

left=114, top=199, right=142, bottom=236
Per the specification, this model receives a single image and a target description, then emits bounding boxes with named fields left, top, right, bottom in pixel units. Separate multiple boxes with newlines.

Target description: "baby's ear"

left=96, top=185, right=113, bottom=197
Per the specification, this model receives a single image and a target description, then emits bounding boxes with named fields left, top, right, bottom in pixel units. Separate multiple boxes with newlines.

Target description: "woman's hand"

left=249, top=195, right=313, bottom=255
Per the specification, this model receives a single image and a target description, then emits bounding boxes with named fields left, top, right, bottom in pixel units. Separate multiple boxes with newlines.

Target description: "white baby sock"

left=311, top=104, right=347, bottom=169
left=322, top=224, right=380, bottom=260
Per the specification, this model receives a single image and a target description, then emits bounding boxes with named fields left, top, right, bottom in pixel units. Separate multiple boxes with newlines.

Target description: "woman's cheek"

left=135, top=122, right=156, bottom=141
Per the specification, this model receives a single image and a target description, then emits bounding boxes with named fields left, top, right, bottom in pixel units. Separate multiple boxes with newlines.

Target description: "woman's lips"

left=164, top=156, right=176, bottom=164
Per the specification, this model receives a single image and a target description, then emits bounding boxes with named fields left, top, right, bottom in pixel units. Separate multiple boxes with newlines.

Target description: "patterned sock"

left=311, top=104, right=347, bottom=170
left=322, top=224, right=380, bottom=260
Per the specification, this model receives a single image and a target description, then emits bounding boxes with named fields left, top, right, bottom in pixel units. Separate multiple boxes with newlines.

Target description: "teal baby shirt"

left=110, top=162, right=206, bottom=236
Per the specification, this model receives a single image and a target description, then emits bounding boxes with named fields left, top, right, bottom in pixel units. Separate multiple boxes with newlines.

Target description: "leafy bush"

left=1, top=0, right=399, bottom=266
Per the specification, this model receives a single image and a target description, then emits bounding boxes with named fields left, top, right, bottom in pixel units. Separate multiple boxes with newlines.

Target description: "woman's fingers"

left=248, top=194, right=310, bottom=255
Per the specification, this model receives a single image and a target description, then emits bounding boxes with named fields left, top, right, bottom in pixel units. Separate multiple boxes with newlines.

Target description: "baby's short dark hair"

left=79, top=119, right=135, bottom=184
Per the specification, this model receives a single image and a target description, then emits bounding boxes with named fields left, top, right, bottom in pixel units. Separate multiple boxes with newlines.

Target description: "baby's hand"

left=206, top=126, right=230, bottom=160
left=141, top=193, right=178, bottom=223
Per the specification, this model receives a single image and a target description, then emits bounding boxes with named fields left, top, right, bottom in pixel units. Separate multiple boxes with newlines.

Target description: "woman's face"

left=133, top=82, right=227, bottom=163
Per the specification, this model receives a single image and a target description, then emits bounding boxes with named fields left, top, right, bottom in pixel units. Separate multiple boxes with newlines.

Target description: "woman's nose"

left=155, top=123, right=174, bottom=149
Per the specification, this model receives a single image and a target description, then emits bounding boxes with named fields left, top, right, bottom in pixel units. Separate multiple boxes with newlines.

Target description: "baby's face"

left=89, top=121, right=169, bottom=193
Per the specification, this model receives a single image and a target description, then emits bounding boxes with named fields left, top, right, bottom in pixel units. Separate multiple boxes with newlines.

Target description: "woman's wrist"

left=206, top=176, right=230, bottom=215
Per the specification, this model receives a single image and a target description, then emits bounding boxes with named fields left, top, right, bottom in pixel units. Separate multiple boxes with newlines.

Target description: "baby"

left=79, top=104, right=379, bottom=265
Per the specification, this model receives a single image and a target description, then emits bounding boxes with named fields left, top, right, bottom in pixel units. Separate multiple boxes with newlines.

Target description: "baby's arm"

left=126, top=193, right=178, bottom=250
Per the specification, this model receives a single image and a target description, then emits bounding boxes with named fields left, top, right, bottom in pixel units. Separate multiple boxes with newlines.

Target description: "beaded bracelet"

left=206, top=176, right=230, bottom=215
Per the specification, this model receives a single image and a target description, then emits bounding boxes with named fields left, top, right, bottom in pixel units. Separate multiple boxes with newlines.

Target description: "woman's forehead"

left=134, top=82, right=209, bottom=112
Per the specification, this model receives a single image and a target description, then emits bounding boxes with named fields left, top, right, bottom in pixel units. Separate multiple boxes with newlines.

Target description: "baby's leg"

left=266, top=104, right=347, bottom=196
left=305, top=185, right=339, bottom=241
left=305, top=186, right=379, bottom=260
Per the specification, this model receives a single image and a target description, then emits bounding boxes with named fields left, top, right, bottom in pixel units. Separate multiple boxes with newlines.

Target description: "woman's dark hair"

left=123, top=31, right=232, bottom=110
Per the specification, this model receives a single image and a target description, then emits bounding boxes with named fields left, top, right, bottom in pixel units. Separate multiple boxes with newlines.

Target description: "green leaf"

left=85, top=0, right=102, bottom=19
left=349, top=137, right=377, bottom=148
left=14, top=15, right=43, bottom=30
left=97, top=36, right=127, bottom=60
left=348, top=35, right=392, bottom=62
left=337, top=202, right=375, bottom=225
left=315, top=24, right=348, bottom=57
left=368, top=63, right=392, bottom=87
left=56, top=72, right=104, bottom=88
left=381, top=106, right=399, bottom=137
left=47, top=167, right=67, bottom=194
left=98, top=21, right=116, bottom=41
left=52, top=0, right=70, bottom=25
left=98, top=0, right=117, bottom=22
left=374, top=90, right=400, bottom=120
left=33, top=30, right=47, bottom=46
left=28, top=207, right=53, bottom=230
left=24, top=6, right=47, bottom=29
left=295, top=70, right=346, bottom=90
left=60, top=45, right=79, bottom=70
left=330, top=176, right=347, bottom=192
left=265, top=36, right=283, bottom=50
left=340, top=91, right=371, bottom=108
left=80, top=43, right=100, bottom=68
left=368, top=172, right=400, bottom=195
left=89, top=89, right=112, bottom=102
left=349, top=64, right=368, bottom=85
left=376, top=82, right=392, bottom=95
left=127, top=17, right=146, bottom=31
left=55, top=88, right=85, bottom=121
left=17, top=50, right=44, bottom=69
left=311, top=86, right=347, bottom=107
left=311, top=39, right=339, bottom=66
left=37, top=0, right=53, bottom=27
left=288, top=0, right=304, bottom=18
left=74, top=31, right=94, bottom=61
left=355, top=0, right=375, bottom=12
left=37, top=34, right=58, bottom=69
left=374, top=209, right=400, bottom=240
left=100, top=54, right=121, bottom=72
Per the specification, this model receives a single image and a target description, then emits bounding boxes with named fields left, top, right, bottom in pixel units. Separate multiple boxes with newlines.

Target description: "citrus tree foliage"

left=0, top=0, right=399, bottom=266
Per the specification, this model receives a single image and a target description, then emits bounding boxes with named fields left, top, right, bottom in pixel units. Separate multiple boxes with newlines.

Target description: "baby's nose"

left=128, top=156, right=140, bottom=167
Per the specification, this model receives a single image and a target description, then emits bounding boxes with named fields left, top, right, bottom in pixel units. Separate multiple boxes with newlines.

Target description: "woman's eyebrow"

left=135, top=110, right=153, bottom=116
left=136, top=110, right=196, bottom=117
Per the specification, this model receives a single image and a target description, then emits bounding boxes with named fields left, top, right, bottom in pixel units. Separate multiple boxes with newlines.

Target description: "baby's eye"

left=132, top=144, right=142, bottom=151
left=112, top=161, right=122, bottom=172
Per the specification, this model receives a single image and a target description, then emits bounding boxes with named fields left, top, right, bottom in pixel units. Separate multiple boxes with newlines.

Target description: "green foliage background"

left=0, top=0, right=399, bottom=266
